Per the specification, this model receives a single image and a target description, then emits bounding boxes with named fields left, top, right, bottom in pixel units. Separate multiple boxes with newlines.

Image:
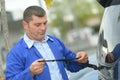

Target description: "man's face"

left=23, top=15, right=48, bottom=41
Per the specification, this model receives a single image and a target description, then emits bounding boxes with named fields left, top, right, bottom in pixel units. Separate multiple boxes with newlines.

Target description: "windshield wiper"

left=38, top=58, right=109, bottom=70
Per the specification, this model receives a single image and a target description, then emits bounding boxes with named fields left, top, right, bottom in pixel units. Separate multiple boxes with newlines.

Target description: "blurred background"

left=0, top=0, right=104, bottom=79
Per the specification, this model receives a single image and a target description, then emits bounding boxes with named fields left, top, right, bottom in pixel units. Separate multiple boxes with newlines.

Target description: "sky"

left=5, top=0, right=47, bottom=21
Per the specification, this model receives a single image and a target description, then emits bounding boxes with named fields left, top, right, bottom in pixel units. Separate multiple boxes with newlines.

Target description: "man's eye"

left=44, top=22, right=47, bottom=25
left=35, top=24, right=41, bottom=27
left=44, top=21, right=48, bottom=25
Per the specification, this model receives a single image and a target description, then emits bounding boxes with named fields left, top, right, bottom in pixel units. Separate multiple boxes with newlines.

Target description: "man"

left=5, top=6, right=88, bottom=80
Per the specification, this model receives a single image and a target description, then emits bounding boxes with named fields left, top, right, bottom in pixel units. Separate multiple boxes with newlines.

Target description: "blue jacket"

left=5, top=35, right=85, bottom=80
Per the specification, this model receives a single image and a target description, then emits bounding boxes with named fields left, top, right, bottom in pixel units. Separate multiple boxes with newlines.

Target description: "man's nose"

left=40, top=24, right=46, bottom=30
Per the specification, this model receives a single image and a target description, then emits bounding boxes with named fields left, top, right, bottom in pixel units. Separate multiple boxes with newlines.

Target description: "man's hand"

left=106, top=52, right=115, bottom=63
left=76, top=51, right=88, bottom=63
left=30, top=58, right=45, bottom=77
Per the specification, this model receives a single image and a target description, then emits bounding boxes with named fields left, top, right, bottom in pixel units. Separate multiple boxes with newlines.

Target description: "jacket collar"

left=23, top=33, right=53, bottom=49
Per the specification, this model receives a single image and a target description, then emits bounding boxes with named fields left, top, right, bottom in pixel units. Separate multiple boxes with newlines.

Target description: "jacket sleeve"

left=63, top=49, right=85, bottom=72
left=55, top=37, right=86, bottom=72
left=111, top=44, right=120, bottom=61
left=5, top=49, right=34, bottom=80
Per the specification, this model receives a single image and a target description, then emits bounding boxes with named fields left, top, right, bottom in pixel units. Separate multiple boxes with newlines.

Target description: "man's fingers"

left=76, top=52, right=88, bottom=63
left=37, top=58, right=45, bottom=62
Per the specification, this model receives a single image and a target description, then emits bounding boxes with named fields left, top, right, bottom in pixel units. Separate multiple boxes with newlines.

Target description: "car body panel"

left=97, top=2, right=120, bottom=80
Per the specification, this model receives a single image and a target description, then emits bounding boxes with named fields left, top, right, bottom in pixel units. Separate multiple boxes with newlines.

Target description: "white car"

left=97, top=0, right=120, bottom=80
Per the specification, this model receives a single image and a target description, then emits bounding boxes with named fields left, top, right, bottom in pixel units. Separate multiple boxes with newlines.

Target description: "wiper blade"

left=38, top=58, right=77, bottom=62
left=38, top=58, right=103, bottom=70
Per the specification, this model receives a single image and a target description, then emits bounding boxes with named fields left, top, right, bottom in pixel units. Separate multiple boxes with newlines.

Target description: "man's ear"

left=22, top=20, right=28, bottom=30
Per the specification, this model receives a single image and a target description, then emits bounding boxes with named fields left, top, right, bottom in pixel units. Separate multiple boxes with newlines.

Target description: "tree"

left=48, top=0, right=104, bottom=39
left=0, top=0, right=10, bottom=79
